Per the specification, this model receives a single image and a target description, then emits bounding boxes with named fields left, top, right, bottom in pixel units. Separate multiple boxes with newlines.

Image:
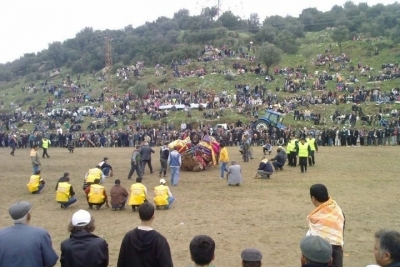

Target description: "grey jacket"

left=140, top=145, right=155, bottom=161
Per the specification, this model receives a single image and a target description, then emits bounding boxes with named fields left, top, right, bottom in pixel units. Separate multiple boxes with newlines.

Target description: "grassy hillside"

left=1, top=29, right=400, bottom=130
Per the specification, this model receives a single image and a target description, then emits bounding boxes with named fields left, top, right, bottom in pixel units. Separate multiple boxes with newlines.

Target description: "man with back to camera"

left=84, top=165, right=105, bottom=190
left=241, top=248, right=263, bottom=267
left=168, top=145, right=182, bottom=186
left=110, top=179, right=129, bottom=211
left=307, top=183, right=345, bottom=267
left=128, top=177, right=147, bottom=211
left=373, top=229, right=400, bottom=267
left=85, top=179, right=109, bottom=210
left=300, top=235, right=333, bottom=267
left=140, top=142, right=155, bottom=175
left=0, top=201, right=59, bottom=267
left=117, top=202, right=173, bottom=267
left=189, top=235, right=215, bottom=267
left=55, top=173, right=77, bottom=210
left=154, top=178, right=175, bottom=209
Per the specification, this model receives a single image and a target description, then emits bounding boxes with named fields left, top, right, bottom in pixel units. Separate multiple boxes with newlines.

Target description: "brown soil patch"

left=0, top=146, right=399, bottom=267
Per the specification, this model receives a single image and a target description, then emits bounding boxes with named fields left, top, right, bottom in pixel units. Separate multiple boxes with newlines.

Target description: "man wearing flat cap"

left=0, top=201, right=58, bottom=267
left=241, top=248, right=262, bottom=267
left=300, top=235, right=333, bottom=267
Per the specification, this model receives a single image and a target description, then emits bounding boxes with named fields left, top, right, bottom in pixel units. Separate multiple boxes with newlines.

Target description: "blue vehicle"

left=254, top=109, right=285, bottom=131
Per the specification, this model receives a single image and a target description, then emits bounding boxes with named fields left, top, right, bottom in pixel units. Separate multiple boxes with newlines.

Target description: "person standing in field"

left=128, top=146, right=142, bottom=179
left=42, top=136, right=51, bottom=159
left=30, top=144, right=41, bottom=174
left=159, top=142, right=169, bottom=178
left=140, top=142, right=155, bottom=175
left=297, top=137, right=311, bottom=173
left=9, top=134, right=17, bottom=156
left=219, top=142, right=229, bottom=179
left=307, top=184, right=345, bottom=267
left=168, top=146, right=181, bottom=186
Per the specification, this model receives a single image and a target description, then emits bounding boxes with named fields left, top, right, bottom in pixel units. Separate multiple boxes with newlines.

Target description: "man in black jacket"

left=117, top=202, right=173, bottom=267
left=140, top=142, right=155, bottom=175
left=60, top=209, right=109, bottom=267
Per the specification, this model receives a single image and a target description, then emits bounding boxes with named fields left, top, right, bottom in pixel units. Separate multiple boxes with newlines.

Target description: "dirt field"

left=0, top=145, right=399, bottom=267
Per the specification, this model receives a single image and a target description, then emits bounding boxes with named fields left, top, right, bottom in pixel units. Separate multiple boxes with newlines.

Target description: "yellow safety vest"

left=56, top=182, right=71, bottom=202
left=286, top=140, right=292, bottom=153
left=298, top=143, right=309, bottom=157
left=308, top=138, right=316, bottom=151
left=86, top=168, right=102, bottom=183
left=128, top=183, right=146, bottom=205
left=154, top=185, right=169, bottom=206
left=88, top=184, right=105, bottom=203
left=27, top=175, right=41, bottom=192
left=42, top=139, right=50, bottom=149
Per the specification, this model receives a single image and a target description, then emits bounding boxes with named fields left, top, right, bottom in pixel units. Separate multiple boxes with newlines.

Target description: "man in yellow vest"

left=154, top=178, right=175, bottom=210
left=55, top=175, right=77, bottom=210
left=84, top=165, right=104, bottom=190
left=27, top=170, right=45, bottom=194
left=288, top=136, right=298, bottom=167
left=307, top=133, right=318, bottom=166
left=42, top=136, right=51, bottom=159
left=85, top=179, right=109, bottom=210
left=128, top=177, right=147, bottom=211
left=30, top=144, right=41, bottom=174
left=296, top=137, right=311, bottom=173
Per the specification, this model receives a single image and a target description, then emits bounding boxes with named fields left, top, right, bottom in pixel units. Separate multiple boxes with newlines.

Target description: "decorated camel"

left=168, top=134, right=220, bottom=172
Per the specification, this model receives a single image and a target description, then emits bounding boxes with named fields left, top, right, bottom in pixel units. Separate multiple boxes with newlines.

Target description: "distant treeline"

left=1, top=2, right=400, bottom=82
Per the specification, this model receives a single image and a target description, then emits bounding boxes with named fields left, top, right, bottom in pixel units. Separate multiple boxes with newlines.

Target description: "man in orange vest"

left=85, top=179, right=109, bottom=210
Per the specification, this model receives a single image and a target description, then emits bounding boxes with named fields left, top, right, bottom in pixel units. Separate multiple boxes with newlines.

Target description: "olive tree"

left=256, top=43, right=283, bottom=75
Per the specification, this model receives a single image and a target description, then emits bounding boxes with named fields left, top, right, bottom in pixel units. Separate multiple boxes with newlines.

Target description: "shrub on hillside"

left=224, top=72, right=235, bottom=81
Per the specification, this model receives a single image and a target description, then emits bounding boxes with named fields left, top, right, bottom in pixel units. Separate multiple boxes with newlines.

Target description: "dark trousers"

left=88, top=201, right=105, bottom=209
left=141, top=160, right=153, bottom=174
left=332, top=245, right=343, bottom=267
left=308, top=150, right=315, bottom=166
left=272, top=161, right=284, bottom=170
left=299, top=157, right=307, bottom=172
left=128, top=163, right=142, bottom=179
left=289, top=151, right=297, bottom=166
left=10, top=146, right=16, bottom=155
left=42, top=148, right=50, bottom=158
left=159, top=158, right=167, bottom=176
